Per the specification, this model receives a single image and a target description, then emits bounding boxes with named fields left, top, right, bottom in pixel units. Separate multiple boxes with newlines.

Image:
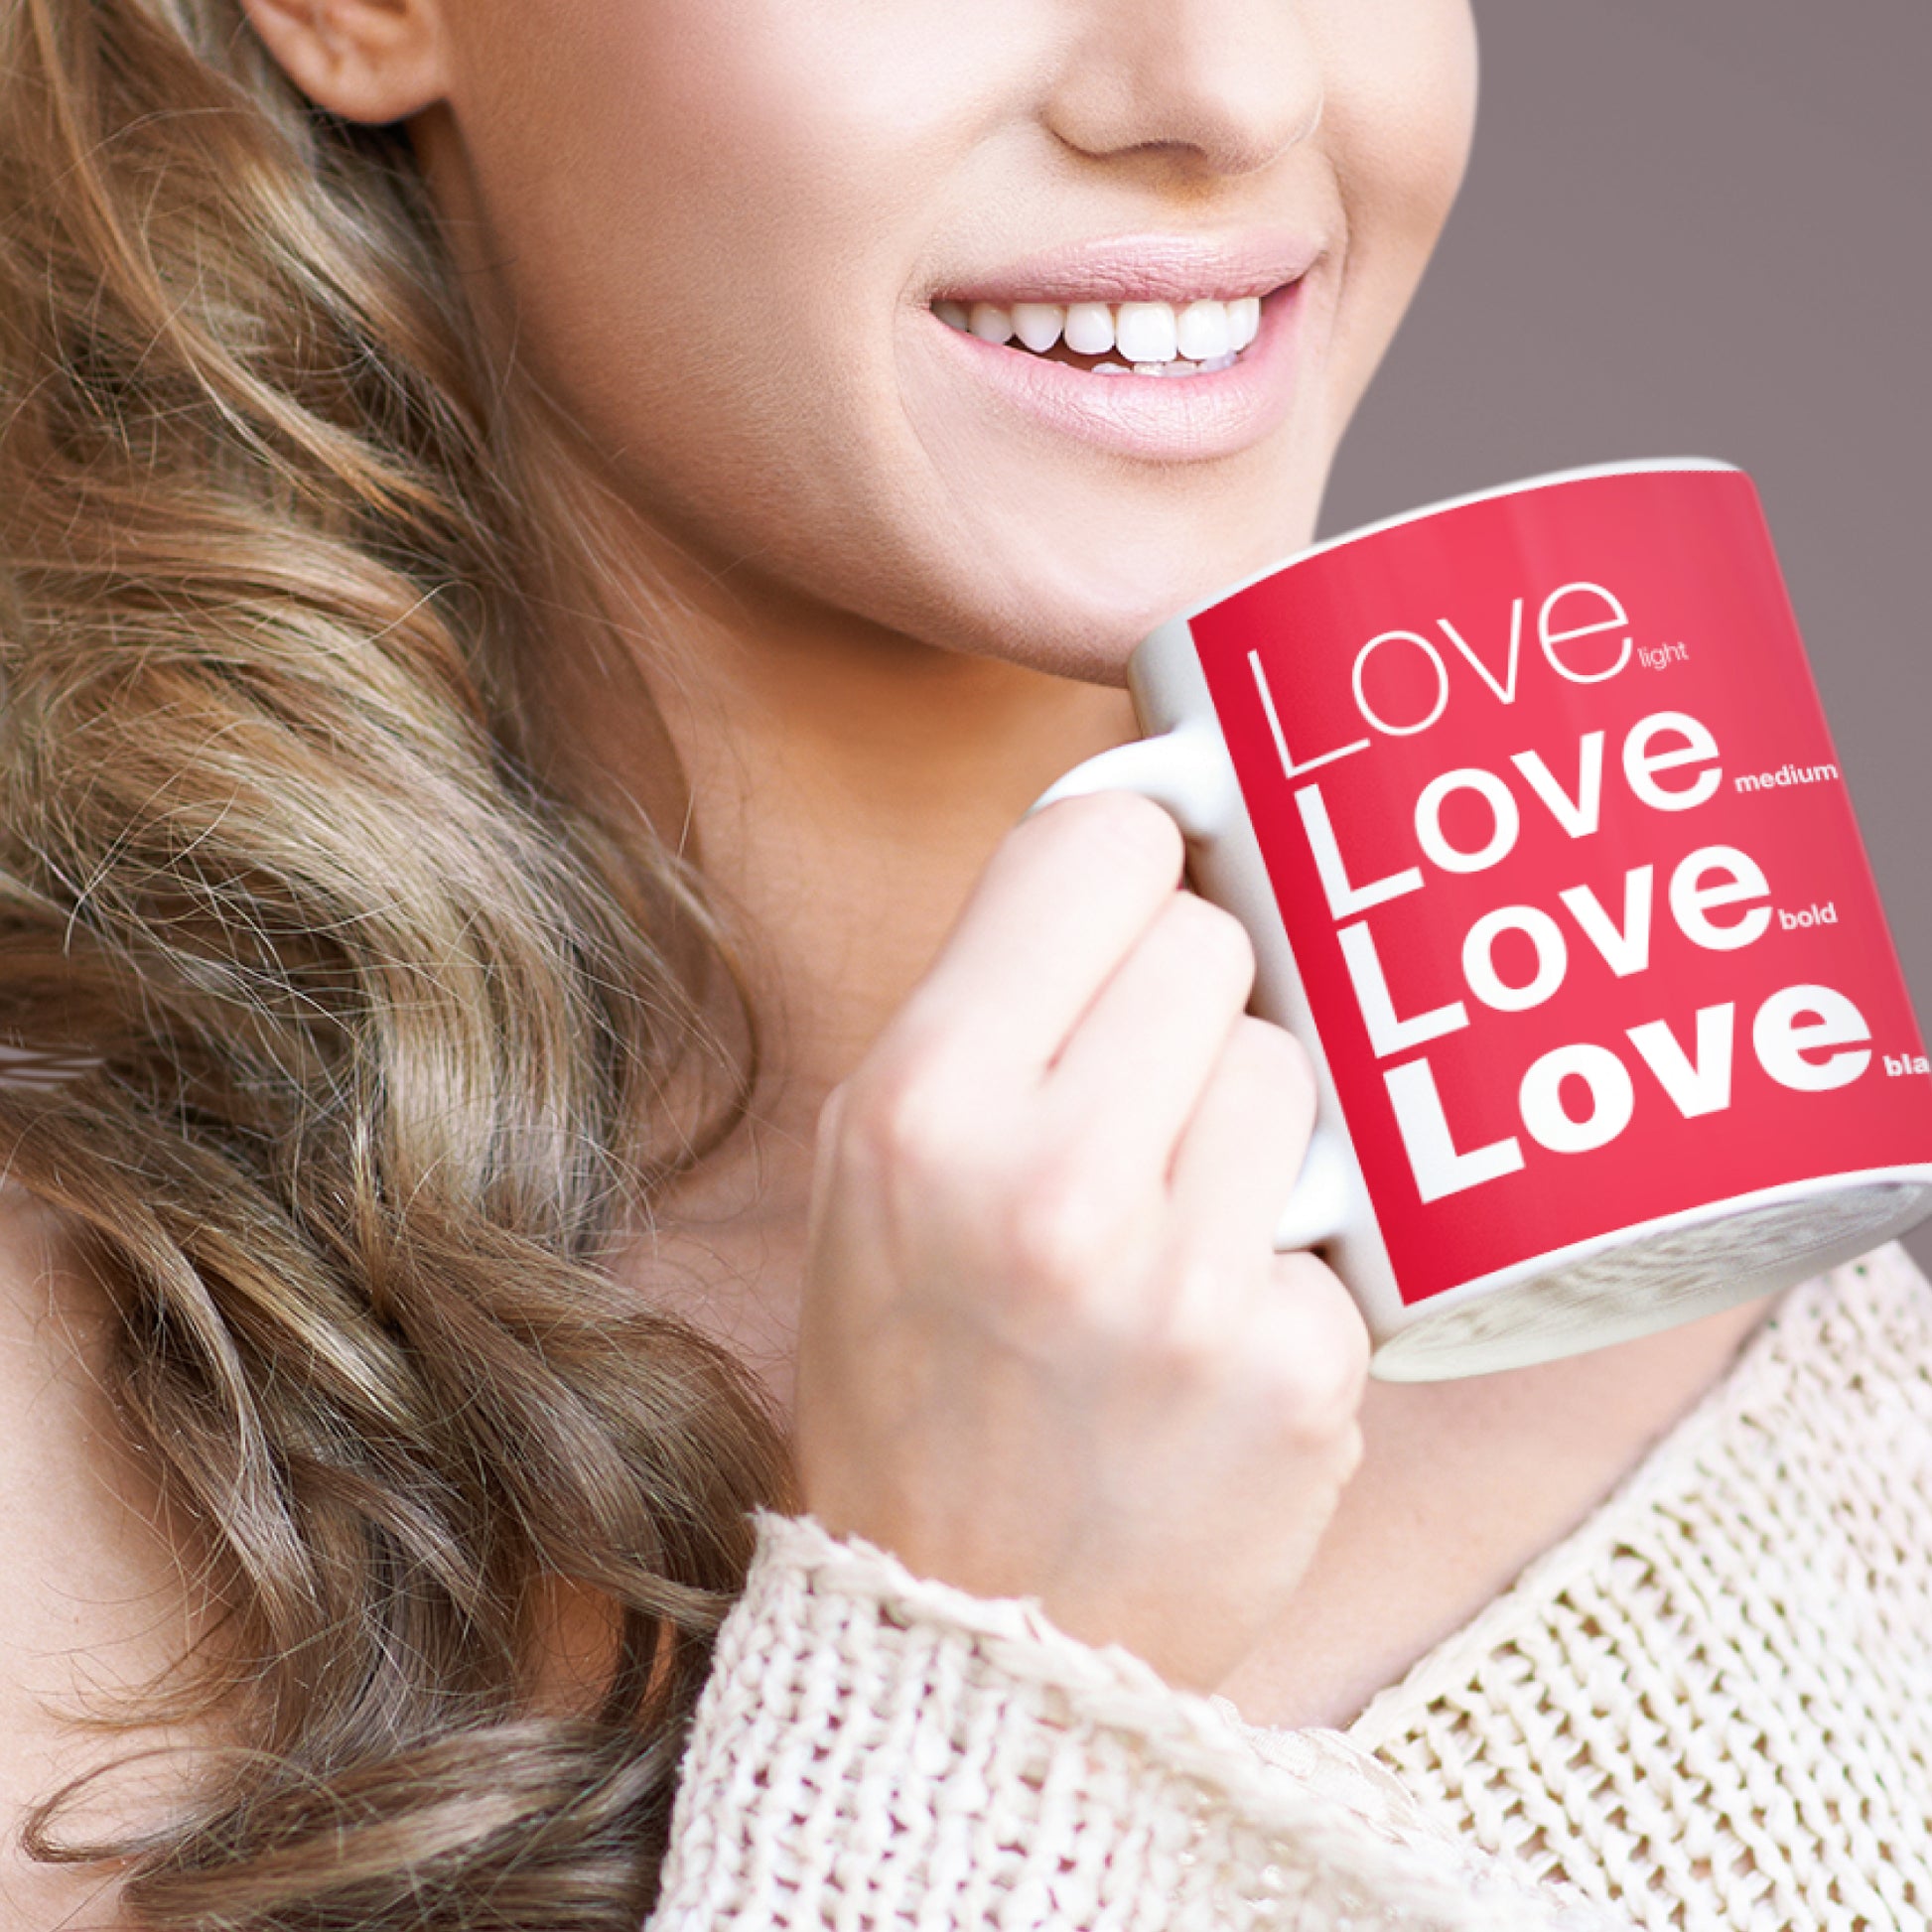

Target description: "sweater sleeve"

left=645, top=1511, right=1629, bottom=1930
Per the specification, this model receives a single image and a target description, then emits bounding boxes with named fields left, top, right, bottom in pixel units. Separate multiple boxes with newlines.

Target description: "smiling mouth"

left=931, top=294, right=1269, bottom=378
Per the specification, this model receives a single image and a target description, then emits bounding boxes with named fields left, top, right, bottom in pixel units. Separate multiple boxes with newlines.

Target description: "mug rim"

left=1147, top=454, right=1742, bottom=643
left=1380, top=1161, right=1932, bottom=1335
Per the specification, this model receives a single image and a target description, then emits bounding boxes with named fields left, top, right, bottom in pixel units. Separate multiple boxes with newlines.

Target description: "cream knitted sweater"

left=648, top=1240, right=1932, bottom=1930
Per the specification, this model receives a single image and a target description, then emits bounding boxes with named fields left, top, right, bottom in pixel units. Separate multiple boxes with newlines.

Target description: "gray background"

left=1321, top=0, right=1932, bottom=1273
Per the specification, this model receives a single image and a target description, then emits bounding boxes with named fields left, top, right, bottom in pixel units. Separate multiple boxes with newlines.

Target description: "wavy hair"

left=0, top=0, right=793, bottom=1922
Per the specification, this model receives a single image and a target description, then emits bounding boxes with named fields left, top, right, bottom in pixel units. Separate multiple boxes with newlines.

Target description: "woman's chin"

left=934, top=603, right=1159, bottom=695
left=935, top=539, right=1295, bottom=686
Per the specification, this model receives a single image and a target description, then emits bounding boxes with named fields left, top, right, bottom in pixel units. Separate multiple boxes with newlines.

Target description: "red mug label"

left=1190, top=469, right=1932, bottom=1304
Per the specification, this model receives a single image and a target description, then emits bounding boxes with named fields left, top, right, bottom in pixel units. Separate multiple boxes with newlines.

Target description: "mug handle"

left=1026, top=722, right=1355, bottom=1254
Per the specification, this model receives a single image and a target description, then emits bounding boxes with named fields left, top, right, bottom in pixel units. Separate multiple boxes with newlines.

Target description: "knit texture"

left=648, top=1240, right=1930, bottom=1929
left=1339, top=1239, right=1932, bottom=1932
left=649, top=1513, right=1621, bottom=1930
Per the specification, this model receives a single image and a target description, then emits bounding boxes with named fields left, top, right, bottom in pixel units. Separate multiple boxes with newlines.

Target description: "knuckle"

left=1265, top=1260, right=1372, bottom=1443
left=1231, top=1018, right=1320, bottom=1129
left=814, top=1079, right=849, bottom=1141
left=1004, top=1163, right=1124, bottom=1298
left=841, top=1046, right=967, bottom=1177
left=1152, top=1254, right=1239, bottom=1383
left=1239, top=1015, right=1315, bottom=1091
left=1048, top=788, right=1184, bottom=881
left=1278, top=1355, right=1366, bottom=1449
left=1336, top=1417, right=1367, bottom=1484
left=812, top=1080, right=855, bottom=1178
left=1168, top=892, right=1256, bottom=990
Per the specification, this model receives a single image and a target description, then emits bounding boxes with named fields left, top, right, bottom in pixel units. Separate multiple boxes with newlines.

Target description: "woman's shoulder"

left=0, top=1174, right=210, bottom=1931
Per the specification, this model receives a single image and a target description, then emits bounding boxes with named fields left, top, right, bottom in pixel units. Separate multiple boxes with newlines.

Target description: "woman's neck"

left=543, top=557, right=1142, bottom=1199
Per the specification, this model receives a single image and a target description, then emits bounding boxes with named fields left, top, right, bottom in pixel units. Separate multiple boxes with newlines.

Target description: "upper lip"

left=929, top=228, right=1325, bottom=307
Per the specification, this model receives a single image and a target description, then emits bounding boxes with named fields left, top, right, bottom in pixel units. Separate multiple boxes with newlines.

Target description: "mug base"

left=1367, top=1175, right=1932, bottom=1382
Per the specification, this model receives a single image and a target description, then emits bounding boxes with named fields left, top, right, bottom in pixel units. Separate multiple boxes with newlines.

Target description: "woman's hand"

left=791, top=790, right=1371, bottom=1693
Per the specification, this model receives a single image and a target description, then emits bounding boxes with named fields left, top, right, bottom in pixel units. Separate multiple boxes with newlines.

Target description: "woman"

left=2, top=1, right=1927, bottom=1927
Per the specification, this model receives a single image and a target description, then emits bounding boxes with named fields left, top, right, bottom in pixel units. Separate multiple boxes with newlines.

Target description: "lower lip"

left=926, top=281, right=1308, bottom=464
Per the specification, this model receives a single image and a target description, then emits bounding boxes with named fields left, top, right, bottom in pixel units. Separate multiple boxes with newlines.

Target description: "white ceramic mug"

left=1029, top=459, right=1932, bottom=1379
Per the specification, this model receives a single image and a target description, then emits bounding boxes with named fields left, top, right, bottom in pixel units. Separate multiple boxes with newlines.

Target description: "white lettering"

left=1436, top=601, right=1525, bottom=705
left=1753, top=984, right=1872, bottom=1092
left=1249, top=649, right=1370, bottom=780
left=1510, top=731, right=1605, bottom=838
left=1385, top=1057, right=1526, bottom=1202
left=1539, top=582, right=1633, bottom=684
left=1415, top=767, right=1521, bottom=874
left=1627, top=1004, right=1735, bottom=1118
left=1295, top=782, right=1425, bottom=919
left=1520, top=1043, right=1636, bottom=1154
left=1462, top=905, right=1569, bottom=1013
left=1624, top=710, right=1723, bottom=811
left=1353, top=631, right=1450, bottom=737
left=1669, top=845, right=1772, bottom=951
left=1337, top=922, right=1470, bottom=1057
left=1560, top=865, right=1655, bottom=977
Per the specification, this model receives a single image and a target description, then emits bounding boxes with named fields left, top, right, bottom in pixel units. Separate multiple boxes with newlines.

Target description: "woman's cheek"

left=1311, top=2, right=1478, bottom=430
left=1329, top=0, right=1479, bottom=250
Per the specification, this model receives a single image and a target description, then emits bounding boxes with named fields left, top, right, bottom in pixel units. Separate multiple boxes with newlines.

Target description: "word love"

left=1295, top=708, right=1722, bottom=922
left=1273, top=700, right=1881, bottom=1204
left=1248, top=579, right=1640, bottom=778
left=1338, top=844, right=1770, bottom=1056
left=1391, top=985, right=1873, bottom=1203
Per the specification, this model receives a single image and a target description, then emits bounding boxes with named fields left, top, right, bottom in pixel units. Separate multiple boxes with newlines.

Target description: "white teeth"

left=1175, top=299, right=1232, bottom=361
left=1108, top=354, right=1239, bottom=379
left=1114, top=302, right=1178, bottom=363
left=1010, top=302, right=1065, bottom=352
left=968, top=302, right=1014, bottom=344
left=936, top=291, right=1270, bottom=365
left=1063, top=302, right=1116, bottom=354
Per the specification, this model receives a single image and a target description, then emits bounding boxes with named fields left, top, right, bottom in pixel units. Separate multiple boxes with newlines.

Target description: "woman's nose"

left=1040, top=0, right=1324, bottom=181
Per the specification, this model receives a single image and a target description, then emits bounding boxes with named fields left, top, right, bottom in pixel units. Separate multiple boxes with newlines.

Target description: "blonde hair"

left=0, top=0, right=793, bottom=1921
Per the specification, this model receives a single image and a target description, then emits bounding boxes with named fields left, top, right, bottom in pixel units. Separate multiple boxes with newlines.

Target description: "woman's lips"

left=932, top=228, right=1325, bottom=309
left=925, top=278, right=1308, bottom=464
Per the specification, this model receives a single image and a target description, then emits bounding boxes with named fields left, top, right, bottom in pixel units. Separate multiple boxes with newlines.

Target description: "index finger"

left=888, top=789, right=1186, bottom=1080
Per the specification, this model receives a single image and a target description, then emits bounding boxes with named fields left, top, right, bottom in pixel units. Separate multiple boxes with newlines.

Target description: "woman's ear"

left=237, top=0, right=449, bottom=125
